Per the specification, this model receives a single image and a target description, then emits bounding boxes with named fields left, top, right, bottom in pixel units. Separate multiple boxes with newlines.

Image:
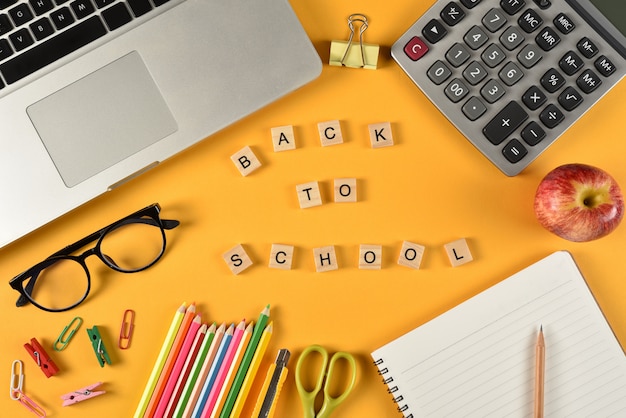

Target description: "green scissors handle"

left=295, top=344, right=357, bottom=418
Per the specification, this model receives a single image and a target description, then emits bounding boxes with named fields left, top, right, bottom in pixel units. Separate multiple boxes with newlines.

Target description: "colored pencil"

left=220, top=305, right=270, bottom=418
left=191, top=324, right=234, bottom=417
left=164, top=321, right=208, bottom=417
left=200, top=320, right=247, bottom=418
left=229, top=322, right=273, bottom=418
left=173, top=323, right=216, bottom=418
left=210, top=322, right=253, bottom=418
left=182, top=324, right=226, bottom=418
left=144, top=303, right=197, bottom=417
left=134, top=303, right=186, bottom=418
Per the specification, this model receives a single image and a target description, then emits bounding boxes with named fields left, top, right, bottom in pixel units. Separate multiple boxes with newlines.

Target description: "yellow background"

left=2, top=0, right=626, bottom=416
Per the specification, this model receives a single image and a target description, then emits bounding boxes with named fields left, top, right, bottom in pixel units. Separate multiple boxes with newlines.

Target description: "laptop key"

left=101, top=3, right=132, bottom=31
left=0, top=0, right=18, bottom=10
left=127, top=0, right=152, bottom=17
left=0, top=15, right=107, bottom=84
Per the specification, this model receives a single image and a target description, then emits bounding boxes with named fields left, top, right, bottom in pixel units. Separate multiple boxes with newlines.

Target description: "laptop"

left=0, top=0, right=321, bottom=248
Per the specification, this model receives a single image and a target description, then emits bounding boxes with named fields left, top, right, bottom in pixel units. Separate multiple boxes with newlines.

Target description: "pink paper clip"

left=61, top=382, right=106, bottom=406
left=14, top=390, right=47, bottom=417
left=118, top=309, right=135, bottom=349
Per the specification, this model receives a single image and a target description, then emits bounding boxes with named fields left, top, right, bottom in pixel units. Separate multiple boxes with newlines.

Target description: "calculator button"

left=445, top=43, right=471, bottom=67
left=532, top=0, right=551, bottom=10
left=553, top=13, right=575, bottom=34
left=518, top=9, right=542, bottom=33
left=500, top=0, right=526, bottom=16
left=500, top=26, right=525, bottom=50
left=462, top=96, right=487, bottom=121
left=539, top=104, right=564, bottom=128
left=521, top=121, right=546, bottom=145
left=558, top=86, right=583, bottom=111
left=577, top=69, right=602, bottom=93
left=595, top=55, right=616, bottom=77
left=482, top=8, right=507, bottom=33
left=445, top=78, right=470, bottom=102
left=460, top=0, right=482, bottom=8
left=464, top=25, right=489, bottom=50
left=502, top=139, right=528, bottom=163
left=481, top=43, right=506, bottom=68
left=463, top=60, right=488, bottom=85
left=404, top=36, right=429, bottom=61
left=427, top=60, right=452, bottom=85
left=559, top=51, right=583, bottom=76
left=441, top=2, right=466, bottom=26
left=536, top=27, right=560, bottom=51
left=541, top=68, right=565, bottom=93
left=422, top=19, right=447, bottom=43
left=483, top=100, right=528, bottom=145
left=499, top=61, right=524, bottom=86
left=577, top=37, right=598, bottom=59
left=522, top=85, right=546, bottom=110
left=480, top=78, right=506, bottom=103
left=517, top=44, right=542, bottom=68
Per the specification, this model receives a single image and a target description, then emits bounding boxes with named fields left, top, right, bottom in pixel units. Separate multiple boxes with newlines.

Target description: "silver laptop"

left=0, top=0, right=321, bottom=248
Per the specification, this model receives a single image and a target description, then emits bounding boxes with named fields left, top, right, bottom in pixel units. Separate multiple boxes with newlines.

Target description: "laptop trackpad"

left=27, top=51, right=178, bottom=188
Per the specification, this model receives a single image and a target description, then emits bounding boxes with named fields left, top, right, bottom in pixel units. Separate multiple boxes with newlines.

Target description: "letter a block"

left=397, top=241, right=425, bottom=270
left=296, top=181, right=322, bottom=208
left=231, top=145, right=262, bottom=176
left=271, top=125, right=296, bottom=152
left=334, top=178, right=357, bottom=203
left=269, top=244, right=294, bottom=270
left=444, top=238, right=474, bottom=267
left=368, top=122, right=394, bottom=148
left=359, top=244, right=382, bottom=270
left=313, top=246, right=338, bottom=272
left=223, top=244, right=254, bottom=275
left=317, top=120, right=344, bottom=146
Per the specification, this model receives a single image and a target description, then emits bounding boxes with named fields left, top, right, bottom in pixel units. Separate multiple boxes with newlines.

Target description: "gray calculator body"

left=392, top=0, right=626, bottom=176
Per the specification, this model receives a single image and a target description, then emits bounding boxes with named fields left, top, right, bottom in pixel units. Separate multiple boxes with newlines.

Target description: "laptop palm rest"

left=27, top=51, right=178, bottom=188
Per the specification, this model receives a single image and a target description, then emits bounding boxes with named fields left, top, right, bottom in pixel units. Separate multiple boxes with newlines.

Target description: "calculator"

left=392, top=0, right=626, bottom=176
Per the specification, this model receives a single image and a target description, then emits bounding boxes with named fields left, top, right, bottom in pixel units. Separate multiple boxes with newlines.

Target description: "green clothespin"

left=86, top=326, right=111, bottom=367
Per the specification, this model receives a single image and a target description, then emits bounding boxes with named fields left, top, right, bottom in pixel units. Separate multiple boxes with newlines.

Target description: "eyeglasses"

left=9, top=203, right=179, bottom=312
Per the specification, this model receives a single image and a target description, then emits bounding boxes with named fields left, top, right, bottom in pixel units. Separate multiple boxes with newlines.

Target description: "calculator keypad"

left=391, top=0, right=625, bottom=175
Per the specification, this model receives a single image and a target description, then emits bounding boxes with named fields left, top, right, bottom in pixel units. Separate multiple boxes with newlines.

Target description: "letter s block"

left=223, top=244, right=254, bottom=275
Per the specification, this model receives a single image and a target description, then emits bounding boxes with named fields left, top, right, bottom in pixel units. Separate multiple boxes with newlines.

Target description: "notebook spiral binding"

left=372, top=358, right=413, bottom=418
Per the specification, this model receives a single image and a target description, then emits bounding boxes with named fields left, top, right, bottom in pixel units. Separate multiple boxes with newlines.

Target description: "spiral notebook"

left=371, top=251, right=626, bottom=417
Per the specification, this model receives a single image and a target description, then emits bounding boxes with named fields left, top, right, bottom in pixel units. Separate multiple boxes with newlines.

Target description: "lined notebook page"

left=371, top=251, right=626, bottom=417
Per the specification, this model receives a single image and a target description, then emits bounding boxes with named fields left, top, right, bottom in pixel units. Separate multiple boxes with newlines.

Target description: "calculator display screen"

left=589, top=0, right=626, bottom=37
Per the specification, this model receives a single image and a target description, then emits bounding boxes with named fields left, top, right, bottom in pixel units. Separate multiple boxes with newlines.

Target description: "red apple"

left=534, top=163, right=624, bottom=242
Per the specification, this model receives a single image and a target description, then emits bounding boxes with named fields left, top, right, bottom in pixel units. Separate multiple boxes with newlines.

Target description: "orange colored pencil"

left=144, top=303, right=197, bottom=417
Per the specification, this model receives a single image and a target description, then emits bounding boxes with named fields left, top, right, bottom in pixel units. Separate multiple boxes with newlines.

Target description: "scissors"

left=295, top=344, right=357, bottom=418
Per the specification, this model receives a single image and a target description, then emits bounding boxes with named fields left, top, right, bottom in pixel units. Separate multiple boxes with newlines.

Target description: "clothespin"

left=86, top=326, right=112, bottom=367
left=54, top=316, right=82, bottom=351
left=118, top=309, right=135, bottom=349
left=10, top=360, right=24, bottom=400
left=24, top=338, right=59, bottom=378
left=329, top=14, right=379, bottom=69
left=61, top=382, right=106, bottom=406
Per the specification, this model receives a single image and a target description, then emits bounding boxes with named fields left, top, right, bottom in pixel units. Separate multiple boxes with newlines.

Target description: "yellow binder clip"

left=330, top=14, right=379, bottom=69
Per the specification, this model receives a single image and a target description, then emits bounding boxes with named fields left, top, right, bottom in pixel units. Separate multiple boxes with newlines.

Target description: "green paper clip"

left=87, top=326, right=112, bottom=367
left=54, top=316, right=82, bottom=351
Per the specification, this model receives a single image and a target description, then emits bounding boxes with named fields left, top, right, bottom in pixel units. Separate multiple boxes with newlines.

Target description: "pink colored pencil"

left=199, top=320, right=246, bottom=418
left=154, top=315, right=203, bottom=417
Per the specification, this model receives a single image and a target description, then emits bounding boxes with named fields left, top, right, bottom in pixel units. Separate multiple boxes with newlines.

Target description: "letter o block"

left=334, top=178, right=357, bottom=203
left=397, top=241, right=426, bottom=269
left=359, top=244, right=382, bottom=269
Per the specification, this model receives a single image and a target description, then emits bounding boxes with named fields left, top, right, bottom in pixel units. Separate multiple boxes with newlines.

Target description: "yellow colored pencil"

left=229, top=322, right=273, bottom=418
left=133, top=303, right=186, bottom=418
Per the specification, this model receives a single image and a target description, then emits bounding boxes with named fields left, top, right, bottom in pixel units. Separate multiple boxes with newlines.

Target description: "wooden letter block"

left=313, top=246, right=338, bottom=272
left=271, top=125, right=296, bottom=152
left=359, top=244, right=382, bottom=270
left=317, top=120, right=344, bottom=146
left=397, top=241, right=426, bottom=270
left=334, top=178, right=357, bottom=203
left=230, top=146, right=262, bottom=176
left=223, top=244, right=253, bottom=275
left=368, top=122, right=394, bottom=148
left=269, top=244, right=294, bottom=270
left=444, top=238, right=474, bottom=267
left=296, top=181, right=322, bottom=208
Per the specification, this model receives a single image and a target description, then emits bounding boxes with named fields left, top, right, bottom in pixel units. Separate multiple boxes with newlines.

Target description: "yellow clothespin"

left=330, top=14, right=379, bottom=69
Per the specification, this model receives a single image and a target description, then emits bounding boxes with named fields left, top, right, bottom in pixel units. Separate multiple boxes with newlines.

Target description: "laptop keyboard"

left=0, top=0, right=170, bottom=88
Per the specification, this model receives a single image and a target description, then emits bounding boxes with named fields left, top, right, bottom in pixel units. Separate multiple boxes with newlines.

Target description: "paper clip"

left=61, top=382, right=106, bottom=406
left=13, top=390, right=47, bottom=417
left=10, top=360, right=24, bottom=400
left=24, top=338, right=59, bottom=378
left=329, top=14, right=379, bottom=69
left=54, top=316, right=82, bottom=351
left=118, top=309, right=135, bottom=349
left=87, top=326, right=112, bottom=367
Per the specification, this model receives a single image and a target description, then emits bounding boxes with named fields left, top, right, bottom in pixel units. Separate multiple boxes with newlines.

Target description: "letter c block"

left=269, top=244, right=294, bottom=270
left=317, top=120, right=344, bottom=146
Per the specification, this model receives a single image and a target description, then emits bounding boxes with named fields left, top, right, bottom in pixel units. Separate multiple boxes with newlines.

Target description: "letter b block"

left=231, top=146, right=262, bottom=176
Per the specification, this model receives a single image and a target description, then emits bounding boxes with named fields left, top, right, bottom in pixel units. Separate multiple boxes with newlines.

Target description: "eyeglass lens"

left=99, top=217, right=165, bottom=271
